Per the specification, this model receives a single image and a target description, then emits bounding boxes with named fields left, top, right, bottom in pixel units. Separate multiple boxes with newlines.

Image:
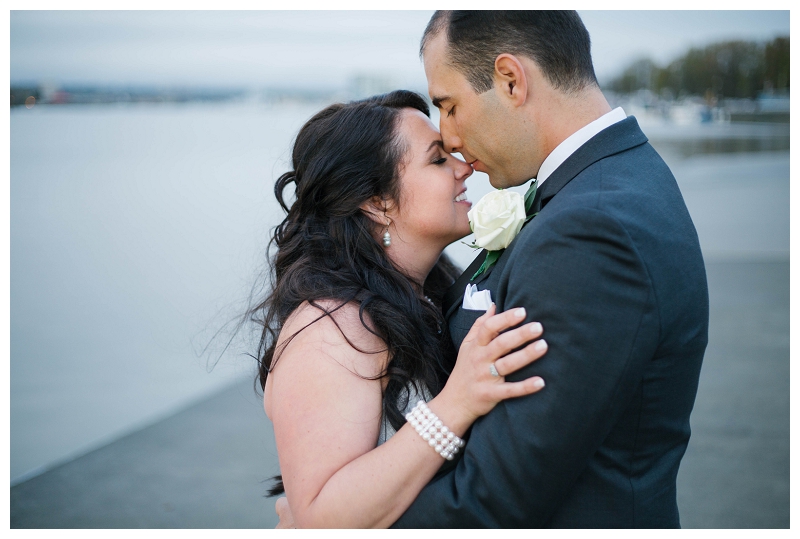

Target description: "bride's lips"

left=454, top=189, right=471, bottom=206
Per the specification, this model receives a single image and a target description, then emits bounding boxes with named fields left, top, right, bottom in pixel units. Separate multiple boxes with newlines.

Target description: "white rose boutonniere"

left=466, top=182, right=539, bottom=281
left=467, top=190, right=526, bottom=251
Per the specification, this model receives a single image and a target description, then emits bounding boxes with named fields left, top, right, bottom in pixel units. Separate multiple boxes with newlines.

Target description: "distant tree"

left=608, top=58, right=659, bottom=94
left=679, top=41, right=763, bottom=98
left=607, top=36, right=789, bottom=99
left=764, top=37, right=789, bottom=90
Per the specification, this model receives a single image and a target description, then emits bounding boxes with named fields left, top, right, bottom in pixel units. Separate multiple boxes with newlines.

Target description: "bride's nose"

left=455, top=158, right=473, bottom=182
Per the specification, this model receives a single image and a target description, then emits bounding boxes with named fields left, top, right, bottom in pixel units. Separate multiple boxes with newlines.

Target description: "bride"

left=250, top=90, right=548, bottom=528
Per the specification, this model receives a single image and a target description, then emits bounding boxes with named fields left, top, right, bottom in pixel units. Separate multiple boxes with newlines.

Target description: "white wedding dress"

left=377, top=382, right=433, bottom=445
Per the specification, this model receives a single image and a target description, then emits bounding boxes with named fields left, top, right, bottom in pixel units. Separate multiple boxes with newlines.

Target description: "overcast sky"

left=10, top=10, right=791, bottom=90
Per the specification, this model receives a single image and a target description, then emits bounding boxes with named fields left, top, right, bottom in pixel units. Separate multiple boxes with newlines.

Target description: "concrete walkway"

left=675, top=259, right=789, bottom=528
left=10, top=260, right=790, bottom=528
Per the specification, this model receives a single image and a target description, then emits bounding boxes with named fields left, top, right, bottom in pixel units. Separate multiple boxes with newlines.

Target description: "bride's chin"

left=435, top=219, right=472, bottom=248
left=449, top=226, right=473, bottom=244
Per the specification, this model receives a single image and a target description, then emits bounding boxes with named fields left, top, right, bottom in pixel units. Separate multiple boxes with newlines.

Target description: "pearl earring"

left=382, top=220, right=391, bottom=247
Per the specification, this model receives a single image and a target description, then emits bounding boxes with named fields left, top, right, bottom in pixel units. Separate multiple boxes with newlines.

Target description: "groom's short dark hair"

left=421, top=11, right=598, bottom=94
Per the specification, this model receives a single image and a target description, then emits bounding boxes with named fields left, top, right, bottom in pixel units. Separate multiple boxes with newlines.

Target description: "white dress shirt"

left=536, top=107, right=627, bottom=187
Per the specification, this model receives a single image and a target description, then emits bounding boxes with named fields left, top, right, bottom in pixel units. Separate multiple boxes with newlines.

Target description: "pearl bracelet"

left=405, top=400, right=465, bottom=461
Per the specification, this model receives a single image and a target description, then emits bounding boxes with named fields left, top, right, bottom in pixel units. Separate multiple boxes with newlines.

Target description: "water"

left=665, top=150, right=789, bottom=259
left=10, top=103, right=789, bottom=484
left=10, top=102, right=322, bottom=482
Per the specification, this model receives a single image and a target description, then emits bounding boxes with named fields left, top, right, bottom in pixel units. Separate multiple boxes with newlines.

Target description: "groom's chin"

left=488, top=175, right=526, bottom=190
left=486, top=173, right=508, bottom=189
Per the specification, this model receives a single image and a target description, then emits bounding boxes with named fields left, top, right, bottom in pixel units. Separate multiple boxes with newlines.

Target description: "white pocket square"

left=462, top=284, right=493, bottom=311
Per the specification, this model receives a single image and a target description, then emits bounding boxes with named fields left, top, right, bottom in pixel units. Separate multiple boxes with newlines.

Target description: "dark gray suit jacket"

left=393, top=117, right=709, bottom=528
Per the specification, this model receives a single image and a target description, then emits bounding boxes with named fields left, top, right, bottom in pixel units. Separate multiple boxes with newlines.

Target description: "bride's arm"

left=268, top=301, right=546, bottom=529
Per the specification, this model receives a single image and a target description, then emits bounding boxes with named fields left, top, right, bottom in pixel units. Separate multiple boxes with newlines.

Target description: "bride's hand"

left=436, top=304, right=546, bottom=426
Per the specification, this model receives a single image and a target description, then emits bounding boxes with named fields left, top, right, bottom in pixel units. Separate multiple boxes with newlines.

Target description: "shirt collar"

left=536, top=107, right=627, bottom=187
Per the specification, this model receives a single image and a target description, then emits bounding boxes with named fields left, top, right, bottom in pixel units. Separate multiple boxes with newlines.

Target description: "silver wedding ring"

left=489, top=363, right=500, bottom=377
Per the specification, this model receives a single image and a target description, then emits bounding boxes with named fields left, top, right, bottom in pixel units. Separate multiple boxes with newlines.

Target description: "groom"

left=393, top=11, right=709, bottom=528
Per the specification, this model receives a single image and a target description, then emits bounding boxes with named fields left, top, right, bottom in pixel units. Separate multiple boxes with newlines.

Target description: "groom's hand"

left=275, top=497, right=296, bottom=528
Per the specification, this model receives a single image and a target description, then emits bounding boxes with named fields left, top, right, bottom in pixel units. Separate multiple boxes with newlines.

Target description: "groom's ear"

left=494, top=54, right=528, bottom=107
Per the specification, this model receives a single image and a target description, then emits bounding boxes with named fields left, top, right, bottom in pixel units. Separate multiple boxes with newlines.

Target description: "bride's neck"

left=384, top=239, right=442, bottom=291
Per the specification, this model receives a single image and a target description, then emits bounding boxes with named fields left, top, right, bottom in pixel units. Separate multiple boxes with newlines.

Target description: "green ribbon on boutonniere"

left=470, top=249, right=502, bottom=281
left=524, top=178, right=539, bottom=223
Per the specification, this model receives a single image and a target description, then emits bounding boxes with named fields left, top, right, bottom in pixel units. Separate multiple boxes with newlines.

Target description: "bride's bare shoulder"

left=276, top=299, right=388, bottom=378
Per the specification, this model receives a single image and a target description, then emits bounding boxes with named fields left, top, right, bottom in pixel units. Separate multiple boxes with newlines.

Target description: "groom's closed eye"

left=431, top=95, right=451, bottom=110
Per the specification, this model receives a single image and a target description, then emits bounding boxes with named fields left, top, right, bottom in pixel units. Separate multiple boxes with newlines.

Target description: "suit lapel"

left=539, top=116, right=648, bottom=207
left=443, top=250, right=486, bottom=320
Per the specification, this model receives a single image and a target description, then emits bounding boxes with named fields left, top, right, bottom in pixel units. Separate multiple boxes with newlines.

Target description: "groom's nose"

left=439, top=115, right=463, bottom=154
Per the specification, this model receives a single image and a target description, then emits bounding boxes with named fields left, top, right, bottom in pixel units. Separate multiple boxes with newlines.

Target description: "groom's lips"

left=469, top=159, right=484, bottom=172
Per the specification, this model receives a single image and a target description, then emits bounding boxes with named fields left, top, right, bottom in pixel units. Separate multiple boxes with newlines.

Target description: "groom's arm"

left=393, top=206, right=658, bottom=527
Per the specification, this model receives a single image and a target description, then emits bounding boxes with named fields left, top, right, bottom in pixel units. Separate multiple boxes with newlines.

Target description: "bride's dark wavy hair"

left=249, top=90, right=461, bottom=495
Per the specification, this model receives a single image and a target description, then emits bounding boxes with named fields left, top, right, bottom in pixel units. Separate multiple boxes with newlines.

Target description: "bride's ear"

left=359, top=196, right=394, bottom=225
